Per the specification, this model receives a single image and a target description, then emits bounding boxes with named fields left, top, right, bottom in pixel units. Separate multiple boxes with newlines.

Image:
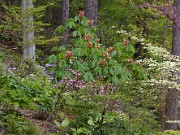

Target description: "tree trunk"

left=171, top=1, right=180, bottom=56
left=165, top=89, right=179, bottom=130
left=60, top=0, right=69, bottom=46
left=164, top=0, right=180, bottom=130
left=84, top=0, right=98, bottom=27
left=22, top=0, right=35, bottom=60
left=51, top=6, right=62, bottom=27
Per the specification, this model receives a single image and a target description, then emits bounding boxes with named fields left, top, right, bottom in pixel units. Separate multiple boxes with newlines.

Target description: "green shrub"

left=159, top=130, right=180, bottom=135
left=0, top=110, right=43, bottom=135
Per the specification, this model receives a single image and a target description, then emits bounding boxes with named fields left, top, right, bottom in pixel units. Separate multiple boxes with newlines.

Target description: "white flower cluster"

left=145, top=47, right=179, bottom=90
left=115, top=29, right=180, bottom=90
left=116, top=29, right=145, bottom=42
left=144, top=79, right=180, bottom=90
left=142, top=49, right=180, bottom=90
left=116, top=30, right=129, bottom=35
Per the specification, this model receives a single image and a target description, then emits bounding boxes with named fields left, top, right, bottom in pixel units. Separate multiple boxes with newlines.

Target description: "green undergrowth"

left=0, top=46, right=21, bottom=68
left=0, top=109, right=43, bottom=135
left=159, top=130, right=180, bottom=135
left=0, top=52, right=55, bottom=134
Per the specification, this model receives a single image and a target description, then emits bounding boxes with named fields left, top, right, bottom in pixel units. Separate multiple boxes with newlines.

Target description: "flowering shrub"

left=43, top=14, right=167, bottom=134
left=45, top=13, right=180, bottom=135
left=114, top=28, right=180, bottom=90
left=46, top=14, right=147, bottom=87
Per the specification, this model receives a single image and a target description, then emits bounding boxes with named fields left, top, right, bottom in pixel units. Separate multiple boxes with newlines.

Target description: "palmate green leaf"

left=111, top=50, right=117, bottom=56
left=111, top=76, right=120, bottom=85
left=61, top=119, right=70, bottom=127
left=137, top=70, right=147, bottom=80
left=58, top=60, right=67, bottom=68
left=94, top=67, right=102, bottom=75
left=73, top=48, right=83, bottom=57
left=92, top=53, right=98, bottom=61
left=58, top=53, right=65, bottom=59
left=64, top=71, right=73, bottom=79
left=54, top=120, right=60, bottom=128
left=50, top=47, right=59, bottom=52
left=77, top=31, right=82, bottom=37
left=120, top=72, right=131, bottom=81
left=98, top=68, right=103, bottom=75
left=81, top=20, right=87, bottom=26
left=74, top=16, right=79, bottom=22
left=91, top=60, right=97, bottom=68
left=46, top=66, right=55, bottom=74
left=66, top=22, right=76, bottom=29
left=65, top=18, right=74, bottom=24
left=108, top=59, right=115, bottom=66
left=114, top=64, right=122, bottom=73
left=130, top=63, right=137, bottom=70
left=87, top=119, right=95, bottom=126
left=48, top=54, right=57, bottom=63
left=82, top=28, right=89, bottom=33
left=109, top=67, right=114, bottom=75
left=113, top=42, right=122, bottom=50
left=74, top=61, right=87, bottom=72
left=55, top=70, right=72, bottom=81
left=55, top=71, right=64, bottom=81
left=83, top=72, right=94, bottom=81
left=76, top=39, right=85, bottom=46
left=125, top=45, right=135, bottom=53
left=92, top=46, right=100, bottom=52
left=72, top=31, right=78, bottom=37
left=103, top=66, right=109, bottom=75
left=70, top=128, right=77, bottom=133
left=91, top=26, right=97, bottom=32
left=54, top=25, right=64, bottom=34
left=77, top=128, right=91, bottom=134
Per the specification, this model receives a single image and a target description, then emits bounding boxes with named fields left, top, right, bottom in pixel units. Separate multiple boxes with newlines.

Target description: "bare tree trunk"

left=22, top=0, right=35, bottom=60
left=84, top=0, right=98, bottom=27
left=165, top=89, right=179, bottom=130
left=171, top=2, right=180, bottom=56
left=60, top=0, right=69, bottom=46
left=164, top=0, right=180, bottom=130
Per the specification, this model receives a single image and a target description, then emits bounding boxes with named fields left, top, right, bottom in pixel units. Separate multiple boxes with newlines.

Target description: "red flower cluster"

left=123, top=38, right=129, bottom=45
left=135, top=60, right=141, bottom=65
left=78, top=10, right=84, bottom=18
left=95, top=38, right=100, bottom=43
left=107, top=47, right=114, bottom=53
left=99, top=59, right=106, bottom=67
left=88, top=19, right=94, bottom=26
left=126, top=58, right=133, bottom=63
left=87, top=42, right=93, bottom=48
left=84, top=34, right=91, bottom=40
left=102, top=51, right=110, bottom=59
left=65, top=51, right=73, bottom=58
left=94, top=46, right=101, bottom=49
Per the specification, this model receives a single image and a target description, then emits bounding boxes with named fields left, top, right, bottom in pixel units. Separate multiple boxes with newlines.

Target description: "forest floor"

left=20, top=109, right=59, bottom=134
left=0, top=42, right=58, bottom=135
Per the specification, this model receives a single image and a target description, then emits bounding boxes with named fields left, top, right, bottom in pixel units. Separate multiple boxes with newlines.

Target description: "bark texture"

left=164, top=0, right=180, bottom=130
left=84, top=0, right=98, bottom=27
left=165, top=89, right=179, bottom=130
left=51, top=6, right=61, bottom=26
left=171, top=0, right=180, bottom=56
left=22, top=0, right=35, bottom=60
left=60, top=0, right=69, bottom=46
